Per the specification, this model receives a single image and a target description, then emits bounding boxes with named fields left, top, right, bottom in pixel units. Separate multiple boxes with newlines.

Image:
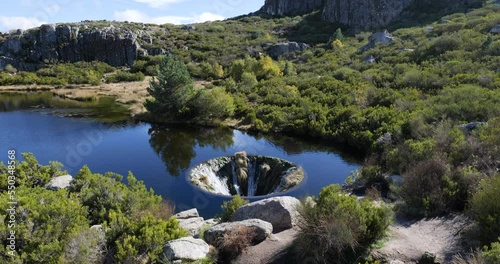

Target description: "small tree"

left=334, top=28, right=345, bottom=42
left=145, top=54, right=194, bottom=118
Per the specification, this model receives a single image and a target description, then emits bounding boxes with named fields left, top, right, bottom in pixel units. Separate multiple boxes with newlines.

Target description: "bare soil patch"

left=372, top=214, right=473, bottom=263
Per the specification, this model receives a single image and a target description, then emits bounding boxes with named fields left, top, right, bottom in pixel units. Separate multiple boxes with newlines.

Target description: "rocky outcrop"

left=259, top=0, right=475, bottom=31
left=232, top=196, right=301, bottom=231
left=45, top=175, right=73, bottom=190
left=265, top=42, right=310, bottom=59
left=204, top=219, right=273, bottom=245
left=164, top=237, right=210, bottom=261
left=0, top=23, right=151, bottom=70
left=322, top=0, right=413, bottom=31
left=259, top=0, right=323, bottom=16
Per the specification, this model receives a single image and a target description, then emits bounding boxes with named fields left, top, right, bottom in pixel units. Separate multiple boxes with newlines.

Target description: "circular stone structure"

left=188, top=151, right=305, bottom=197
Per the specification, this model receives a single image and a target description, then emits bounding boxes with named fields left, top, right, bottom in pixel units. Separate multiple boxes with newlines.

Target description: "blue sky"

left=0, top=0, right=265, bottom=32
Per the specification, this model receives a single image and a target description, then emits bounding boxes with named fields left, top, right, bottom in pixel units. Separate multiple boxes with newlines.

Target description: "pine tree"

left=145, top=54, right=194, bottom=117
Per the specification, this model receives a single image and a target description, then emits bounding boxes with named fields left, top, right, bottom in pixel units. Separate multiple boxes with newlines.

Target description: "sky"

left=0, top=0, right=265, bottom=33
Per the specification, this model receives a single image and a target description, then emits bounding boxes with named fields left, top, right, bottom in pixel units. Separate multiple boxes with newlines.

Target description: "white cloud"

left=0, top=16, right=46, bottom=33
left=114, top=9, right=224, bottom=25
left=133, top=0, right=184, bottom=8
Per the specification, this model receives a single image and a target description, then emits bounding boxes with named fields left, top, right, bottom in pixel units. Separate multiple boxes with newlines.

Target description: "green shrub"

left=190, top=87, right=236, bottom=121
left=470, top=174, right=500, bottom=244
left=216, top=195, right=249, bottom=222
left=400, top=158, right=452, bottom=216
left=294, top=185, right=392, bottom=263
left=483, top=239, right=500, bottom=264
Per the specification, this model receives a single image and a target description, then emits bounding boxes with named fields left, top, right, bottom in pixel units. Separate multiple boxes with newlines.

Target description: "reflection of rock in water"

left=189, top=152, right=304, bottom=197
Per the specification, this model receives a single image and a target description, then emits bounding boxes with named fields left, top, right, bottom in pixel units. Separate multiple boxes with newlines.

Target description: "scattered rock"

left=424, top=27, right=434, bottom=33
left=360, top=30, right=394, bottom=52
left=457, top=122, right=486, bottom=132
left=265, top=42, right=310, bottom=59
left=45, top=175, right=73, bottom=190
left=164, top=237, right=209, bottom=261
left=304, top=196, right=316, bottom=207
left=178, top=217, right=206, bottom=237
left=182, top=25, right=196, bottom=30
left=419, top=251, right=438, bottom=264
left=232, top=196, right=301, bottom=231
left=204, top=219, right=273, bottom=245
left=365, top=55, right=376, bottom=64
left=438, top=18, right=451, bottom=24
left=174, top=208, right=200, bottom=219
left=376, top=132, right=393, bottom=145
left=490, top=24, right=500, bottom=34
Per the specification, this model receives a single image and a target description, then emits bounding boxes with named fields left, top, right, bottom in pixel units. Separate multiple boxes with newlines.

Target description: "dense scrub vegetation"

left=0, top=153, right=186, bottom=263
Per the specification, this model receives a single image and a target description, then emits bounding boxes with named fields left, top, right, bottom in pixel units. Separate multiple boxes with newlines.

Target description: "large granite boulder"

left=232, top=196, right=301, bottom=231
left=164, top=237, right=210, bottom=261
left=204, top=219, right=273, bottom=246
left=45, top=175, right=73, bottom=190
left=174, top=209, right=208, bottom=237
left=266, top=42, right=310, bottom=59
left=360, top=30, right=395, bottom=52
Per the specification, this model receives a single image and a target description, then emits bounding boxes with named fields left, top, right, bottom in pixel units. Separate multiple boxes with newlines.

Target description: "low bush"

left=216, top=225, right=257, bottom=262
left=216, top=195, right=249, bottom=222
left=400, top=158, right=452, bottom=216
left=294, top=185, right=392, bottom=263
left=470, top=174, right=500, bottom=244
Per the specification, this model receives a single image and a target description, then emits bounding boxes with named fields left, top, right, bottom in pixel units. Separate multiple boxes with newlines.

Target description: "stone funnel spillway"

left=188, top=152, right=304, bottom=197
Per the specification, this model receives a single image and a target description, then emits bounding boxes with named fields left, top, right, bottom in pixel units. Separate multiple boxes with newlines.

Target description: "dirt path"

left=372, top=214, right=471, bottom=263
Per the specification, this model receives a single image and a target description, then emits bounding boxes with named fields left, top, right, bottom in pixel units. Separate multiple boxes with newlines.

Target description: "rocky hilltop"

left=260, top=0, right=479, bottom=31
left=0, top=23, right=163, bottom=71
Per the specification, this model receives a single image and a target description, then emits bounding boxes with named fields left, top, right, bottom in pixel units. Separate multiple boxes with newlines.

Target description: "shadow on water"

left=0, top=92, right=130, bottom=122
left=148, top=124, right=234, bottom=176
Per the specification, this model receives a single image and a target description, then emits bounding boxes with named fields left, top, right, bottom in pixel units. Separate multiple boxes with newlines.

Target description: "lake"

left=0, top=92, right=359, bottom=217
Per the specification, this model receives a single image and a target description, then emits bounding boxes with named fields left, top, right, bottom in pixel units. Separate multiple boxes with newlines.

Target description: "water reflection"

left=0, top=92, right=130, bottom=122
left=148, top=125, right=234, bottom=176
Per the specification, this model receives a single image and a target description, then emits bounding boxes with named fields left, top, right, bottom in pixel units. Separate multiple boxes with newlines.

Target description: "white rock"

left=45, top=175, right=73, bottom=190
left=164, top=237, right=209, bottom=261
left=178, top=217, right=205, bottom=237
left=174, top=208, right=200, bottom=219
left=232, top=196, right=301, bottom=231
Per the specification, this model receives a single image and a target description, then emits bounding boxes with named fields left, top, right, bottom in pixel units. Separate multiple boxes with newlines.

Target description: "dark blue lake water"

left=0, top=94, right=359, bottom=217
